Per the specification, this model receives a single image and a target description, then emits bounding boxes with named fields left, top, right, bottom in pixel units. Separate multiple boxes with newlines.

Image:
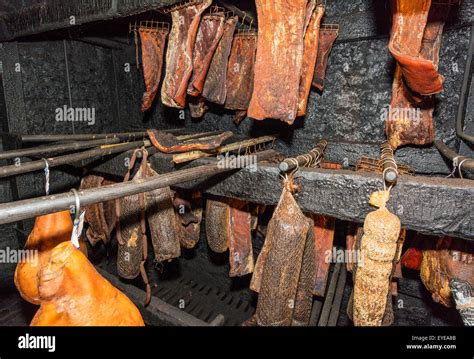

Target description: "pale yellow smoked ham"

left=31, top=242, right=144, bottom=326
left=14, top=211, right=86, bottom=305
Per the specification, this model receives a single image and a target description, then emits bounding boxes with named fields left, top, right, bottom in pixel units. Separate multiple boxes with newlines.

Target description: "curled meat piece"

left=312, top=25, right=339, bottom=92
left=147, top=129, right=233, bottom=153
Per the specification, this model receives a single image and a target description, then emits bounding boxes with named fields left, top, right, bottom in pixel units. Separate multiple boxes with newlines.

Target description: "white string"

left=446, top=156, right=461, bottom=178
left=42, top=159, right=50, bottom=195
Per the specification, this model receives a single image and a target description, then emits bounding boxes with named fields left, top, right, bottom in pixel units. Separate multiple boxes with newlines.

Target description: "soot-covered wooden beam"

left=86, top=150, right=474, bottom=241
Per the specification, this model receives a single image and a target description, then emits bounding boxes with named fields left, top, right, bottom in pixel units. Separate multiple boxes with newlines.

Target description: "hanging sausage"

left=173, top=191, right=203, bottom=249
left=251, top=177, right=315, bottom=326
left=161, top=0, right=212, bottom=108
left=352, top=190, right=402, bottom=326
left=248, top=0, right=308, bottom=124
left=31, top=242, right=144, bottom=326
left=144, top=163, right=182, bottom=263
left=139, top=26, right=169, bottom=112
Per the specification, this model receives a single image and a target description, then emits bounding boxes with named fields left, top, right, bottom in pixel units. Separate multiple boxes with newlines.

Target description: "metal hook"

left=70, top=188, right=81, bottom=221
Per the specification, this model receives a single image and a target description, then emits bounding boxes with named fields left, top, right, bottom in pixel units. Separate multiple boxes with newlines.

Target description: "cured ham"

left=228, top=199, right=254, bottom=277
left=248, top=0, right=308, bottom=124
left=224, top=32, right=258, bottom=111
left=309, top=214, right=335, bottom=297
left=352, top=191, right=401, bottom=326
left=31, top=242, right=144, bottom=326
left=251, top=179, right=314, bottom=326
left=79, top=175, right=116, bottom=246
left=312, top=25, right=339, bottom=92
left=139, top=26, right=169, bottom=112
left=15, top=211, right=75, bottom=305
left=420, top=236, right=473, bottom=308
left=147, top=129, right=233, bottom=153
left=187, top=13, right=225, bottom=96
left=161, top=0, right=212, bottom=108
left=297, top=5, right=325, bottom=116
left=387, top=0, right=451, bottom=149
left=202, top=16, right=238, bottom=105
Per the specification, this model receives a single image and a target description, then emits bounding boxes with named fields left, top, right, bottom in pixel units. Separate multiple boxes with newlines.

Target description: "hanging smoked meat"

left=386, top=1, right=451, bottom=149
left=248, top=0, right=308, bottom=124
left=15, top=211, right=74, bottom=305
left=174, top=191, right=203, bottom=249
left=352, top=191, right=401, bottom=326
left=450, top=279, right=474, bottom=326
left=297, top=5, right=325, bottom=116
left=187, top=13, right=226, bottom=96
left=420, top=236, right=473, bottom=308
left=312, top=25, right=339, bottom=92
left=147, top=129, right=233, bottom=153
left=31, top=242, right=144, bottom=326
left=202, top=16, right=238, bottom=105
left=206, top=198, right=231, bottom=253
left=139, top=26, right=169, bottom=112
left=79, top=175, right=116, bottom=246
left=161, top=0, right=212, bottom=108
left=251, top=178, right=315, bottom=326
left=116, top=150, right=150, bottom=305
left=144, top=163, right=182, bottom=263
left=189, top=96, right=208, bottom=118
left=388, top=0, right=446, bottom=96
left=309, top=214, right=335, bottom=297
left=228, top=199, right=254, bottom=277
left=224, top=32, right=258, bottom=111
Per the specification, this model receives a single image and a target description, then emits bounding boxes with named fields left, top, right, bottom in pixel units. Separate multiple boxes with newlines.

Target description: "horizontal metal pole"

left=0, top=138, right=122, bottom=161
left=0, top=141, right=149, bottom=178
left=20, top=132, right=149, bottom=143
left=0, top=150, right=278, bottom=225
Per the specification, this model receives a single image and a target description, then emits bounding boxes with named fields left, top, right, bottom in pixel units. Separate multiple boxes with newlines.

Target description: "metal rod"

left=0, top=141, right=149, bottom=178
left=434, top=140, right=474, bottom=172
left=0, top=150, right=278, bottom=225
left=327, top=266, right=347, bottom=326
left=279, top=139, right=328, bottom=172
left=380, top=141, right=398, bottom=184
left=218, top=1, right=256, bottom=27
left=318, top=262, right=342, bottom=326
left=0, top=137, right=122, bottom=161
left=19, top=129, right=184, bottom=143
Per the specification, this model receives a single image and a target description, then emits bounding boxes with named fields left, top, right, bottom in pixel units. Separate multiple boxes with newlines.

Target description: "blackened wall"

left=126, top=0, right=474, bottom=176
